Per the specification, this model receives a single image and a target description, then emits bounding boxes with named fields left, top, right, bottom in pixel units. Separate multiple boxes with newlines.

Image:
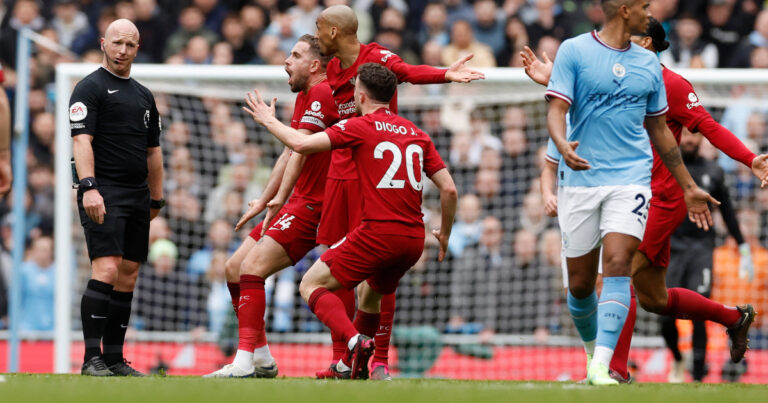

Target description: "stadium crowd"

left=0, top=0, right=766, bottom=356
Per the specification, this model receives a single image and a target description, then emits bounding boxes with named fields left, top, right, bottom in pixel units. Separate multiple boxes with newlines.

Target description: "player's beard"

left=290, top=73, right=308, bottom=93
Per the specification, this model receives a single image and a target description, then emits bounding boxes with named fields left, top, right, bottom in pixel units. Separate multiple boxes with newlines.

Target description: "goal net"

left=44, top=64, right=768, bottom=382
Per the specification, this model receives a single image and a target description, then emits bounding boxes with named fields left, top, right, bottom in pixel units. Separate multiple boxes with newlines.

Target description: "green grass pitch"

left=1, top=374, right=767, bottom=403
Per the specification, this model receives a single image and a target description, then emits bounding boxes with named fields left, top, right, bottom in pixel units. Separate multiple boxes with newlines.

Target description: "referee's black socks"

left=103, top=290, right=133, bottom=366
left=81, top=279, right=114, bottom=361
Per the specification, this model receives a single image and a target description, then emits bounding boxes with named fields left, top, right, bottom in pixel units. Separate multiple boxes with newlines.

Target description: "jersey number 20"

left=374, top=141, right=423, bottom=191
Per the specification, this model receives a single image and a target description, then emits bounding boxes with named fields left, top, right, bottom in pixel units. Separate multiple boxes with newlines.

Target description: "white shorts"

left=557, top=185, right=651, bottom=259
left=560, top=248, right=603, bottom=289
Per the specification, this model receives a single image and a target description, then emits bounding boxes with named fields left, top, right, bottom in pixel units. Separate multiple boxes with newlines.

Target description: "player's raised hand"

left=243, top=89, right=276, bottom=125
left=234, top=199, right=267, bottom=232
left=683, top=186, right=720, bottom=231
left=560, top=141, right=590, bottom=171
left=432, top=229, right=449, bottom=262
left=260, top=197, right=285, bottom=238
left=445, top=53, right=485, bottom=83
left=520, top=46, right=552, bottom=87
left=750, top=153, right=768, bottom=188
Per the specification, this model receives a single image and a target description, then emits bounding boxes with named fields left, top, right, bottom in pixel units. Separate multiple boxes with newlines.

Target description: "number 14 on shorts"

left=270, top=214, right=295, bottom=231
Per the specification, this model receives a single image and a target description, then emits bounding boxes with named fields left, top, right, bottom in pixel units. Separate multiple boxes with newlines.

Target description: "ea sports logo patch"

left=311, top=101, right=321, bottom=111
left=143, top=110, right=150, bottom=128
left=69, top=102, right=87, bottom=121
left=612, top=63, right=626, bottom=78
left=688, top=92, right=698, bottom=103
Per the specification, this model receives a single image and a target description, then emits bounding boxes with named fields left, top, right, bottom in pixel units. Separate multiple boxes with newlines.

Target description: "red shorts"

left=637, top=197, right=687, bottom=268
left=249, top=202, right=321, bottom=264
left=316, top=178, right=363, bottom=245
left=320, top=222, right=424, bottom=295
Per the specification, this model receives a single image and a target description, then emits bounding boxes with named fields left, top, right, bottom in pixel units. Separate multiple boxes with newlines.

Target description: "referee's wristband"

left=79, top=177, right=98, bottom=191
left=150, top=198, right=166, bottom=209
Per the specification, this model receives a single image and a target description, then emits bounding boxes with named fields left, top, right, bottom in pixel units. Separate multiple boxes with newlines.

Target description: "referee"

left=661, top=129, right=752, bottom=382
left=70, top=19, right=164, bottom=376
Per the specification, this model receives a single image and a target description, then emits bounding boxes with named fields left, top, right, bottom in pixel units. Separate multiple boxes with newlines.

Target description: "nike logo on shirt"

left=108, top=89, right=119, bottom=94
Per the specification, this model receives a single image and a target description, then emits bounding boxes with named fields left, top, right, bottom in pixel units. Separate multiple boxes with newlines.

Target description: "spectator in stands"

left=221, top=13, right=256, bottom=64
left=374, top=28, right=419, bottom=65
left=448, top=194, right=483, bottom=258
left=164, top=6, right=218, bottom=61
left=468, top=112, right=503, bottom=161
left=471, top=0, right=506, bottom=55
left=51, top=0, right=90, bottom=49
left=703, top=0, right=755, bottom=67
left=212, top=41, right=233, bottom=65
left=0, top=0, right=45, bottom=66
left=194, top=0, right=229, bottom=34
left=187, top=219, right=235, bottom=278
left=133, top=0, right=170, bottom=63
left=288, top=0, right=323, bottom=36
left=750, top=46, right=768, bottom=68
left=355, top=0, right=409, bottom=34
left=746, top=113, right=768, bottom=153
left=72, top=7, right=117, bottom=57
left=421, top=41, right=444, bottom=67
left=27, top=164, right=54, bottom=228
left=662, top=15, right=718, bottom=69
left=20, top=236, right=55, bottom=331
left=255, top=34, right=286, bottom=65
left=535, top=35, right=560, bottom=61
left=496, top=16, right=529, bottom=67
left=134, top=239, right=207, bottom=331
left=418, top=2, right=449, bottom=47
left=444, top=0, right=474, bottom=27
left=204, top=163, right=259, bottom=224
left=525, top=0, right=570, bottom=51
left=518, top=191, right=548, bottom=236
left=474, top=167, right=504, bottom=217
left=239, top=3, right=268, bottom=45
left=30, top=112, right=55, bottom=166
left=747, top=9, right=768, bottom=48
left=442, top=19, right=497, bottom=68
left=265, top=12, right=305, bottom=55
left=450, top=216, right=505, bottom=334
left=206, top=250, right=230, bottom=334
left=166, top=188, right=204, bottom=262
left=115, top=0, right=136, bottom=21
left=185, top=35, right=212, bottom=64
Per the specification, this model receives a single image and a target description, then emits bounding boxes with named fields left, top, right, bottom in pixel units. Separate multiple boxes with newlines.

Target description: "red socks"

left=308, top=288, right=358, bottom=347
left=227, top=282, right=240, bottom=316
left=353, top=310, right=380, bottom=338
left=373, top=293, right=395, bottom=366
left=663, top=287, right=741, bottom=327
left=610, top=285, right=636, bottom=380
left=331, top=288, right=356, bottom=362
left=237, top=275, right=268, bottom=352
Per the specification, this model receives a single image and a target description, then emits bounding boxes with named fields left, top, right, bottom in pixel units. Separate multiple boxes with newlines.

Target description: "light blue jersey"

left=546, top=31, right=667, bottom=188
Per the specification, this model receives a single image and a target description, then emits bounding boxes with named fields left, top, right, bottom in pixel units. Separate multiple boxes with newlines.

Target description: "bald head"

left=318, top=5, right=357, bottom=35
left=105, top=18, right=140, bottom=41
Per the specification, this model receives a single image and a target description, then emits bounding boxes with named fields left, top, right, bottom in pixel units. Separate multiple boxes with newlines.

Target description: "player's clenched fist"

left=83, top=189, right=106, bottom=224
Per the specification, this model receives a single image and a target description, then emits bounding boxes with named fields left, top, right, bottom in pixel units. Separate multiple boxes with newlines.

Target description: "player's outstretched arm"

left=646, top=115, right=720, bottom=230
left=147, top=146, right=164, bottom=221
left=540, top=160, right=558, bottom=217
left=444, top=54, right=486, bottom=83
left=243, top=89, right=331, bottom=154
left=520, top=46, right=552, bottom=87
left=693, top=115, right=768, bottom=187
left=429, top=168, right=458, bottom=262
left=260, top=142, right=309, bottom=237
left=234, top=146, right=291, bottom=231
left=547, top=98, right=588, bottom=170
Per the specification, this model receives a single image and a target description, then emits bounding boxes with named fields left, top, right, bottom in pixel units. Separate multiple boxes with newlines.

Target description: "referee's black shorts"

left=77, top=185, right=150, bottom=262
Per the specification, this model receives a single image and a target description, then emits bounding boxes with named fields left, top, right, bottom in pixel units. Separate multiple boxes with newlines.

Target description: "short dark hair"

left=643, top=17, right=670, bottom=52
left=297, top=34, right=333, bottom=68
left=357, top=63, right=397, bottom=103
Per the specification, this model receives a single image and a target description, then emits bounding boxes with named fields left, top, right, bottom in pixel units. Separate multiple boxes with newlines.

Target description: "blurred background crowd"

left=0, top=0, right=766, bottom=356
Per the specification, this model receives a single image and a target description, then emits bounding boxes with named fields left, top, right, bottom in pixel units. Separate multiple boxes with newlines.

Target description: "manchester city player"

left=545, top=0, right=717, bottom=385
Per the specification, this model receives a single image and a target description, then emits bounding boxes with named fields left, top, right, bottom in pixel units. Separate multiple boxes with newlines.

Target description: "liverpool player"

left=523, top=16, right=768, bottom=379
left=312, top=4, right=483, bottom=380
left=244, top=62, right=457, bottom=380
left=205, top=34, right=339, bottom=378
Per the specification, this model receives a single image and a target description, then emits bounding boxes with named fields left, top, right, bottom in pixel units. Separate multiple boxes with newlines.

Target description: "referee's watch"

left=150, top=198, right=166, bottom=209
left=79, top=177, right=98, bottom=191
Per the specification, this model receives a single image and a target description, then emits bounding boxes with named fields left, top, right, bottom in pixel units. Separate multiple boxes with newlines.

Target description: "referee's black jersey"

left=69, top=67, right=161, bottom=186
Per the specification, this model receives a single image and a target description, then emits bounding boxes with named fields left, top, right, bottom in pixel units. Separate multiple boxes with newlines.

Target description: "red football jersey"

left=288, top=80, right=339, bottom=208
left=650, top=67, right=712, bottom=202
left=326, top=42, right=447, bottom=180
left=325, top=108, right=446, bottom=237
left=0, top=64, right=4, bottom=84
